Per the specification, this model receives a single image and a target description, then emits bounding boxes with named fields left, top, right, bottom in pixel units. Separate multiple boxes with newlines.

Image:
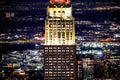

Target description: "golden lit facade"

left=45, top=0, right=75, bottom=45
left=44, top=0, right=77, bottom=80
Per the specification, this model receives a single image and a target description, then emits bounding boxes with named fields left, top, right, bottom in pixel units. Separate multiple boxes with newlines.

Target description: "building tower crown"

left=50, top=0, right=70, bottom=3
left=45, top=0, right=75, bottom=45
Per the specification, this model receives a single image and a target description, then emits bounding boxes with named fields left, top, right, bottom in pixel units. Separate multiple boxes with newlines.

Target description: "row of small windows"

left=49, top=25, right=73, bottom=27
left=45, top=57, right=73, bottom=60
left=45, top=60, right=74, bottom=63
left=46, top=36, right=73, bottom=39
left=45, top=70, right=74, bottom=73
left=45, top=62, right=74, bottom=65
left=45, top=71, right=74, bottom=74
left=45, top=73, right=74, bottom=77
left=48, top=23, right=73, bottom=25
left=46, top=32, right=73, bottom=35
left=46, top=28, right=73, bottom=31
left=45, top=51, right=74, bottom=54
left=45, top=78, right=74, bottom=80
left=45, top=34, right=73, bottom=37
left=53, top=11, right=65, bottom=13
left=45, top=49, right=74, bottom=52
left=48, top=20, right=73, bottom=23
left=46, top=31, right=73, bottom=34
left=45, top=47, right=74, bottom=49
left=44, top=53, right=74, bottom=55
left=45, top=63, right=74, bottom=66
left=49, top=27, right=72, bottom=29
left=45, top=68, right=74, bottom=71
left=45, top=77, right=74, bottom=80
left=45, top=67, right=74, bottom=71
left=45, top=58, right=73, bottom=60
left=45, top=39, right=73, bottom=42
left=45, top=54, right=73, bottom=57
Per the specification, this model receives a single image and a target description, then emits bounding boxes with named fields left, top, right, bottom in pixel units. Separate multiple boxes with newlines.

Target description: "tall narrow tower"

left=44, top=0, right=77, bottom=80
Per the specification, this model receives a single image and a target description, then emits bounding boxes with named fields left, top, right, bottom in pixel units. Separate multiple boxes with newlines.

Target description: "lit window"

left=58, top=50, right=61, bottom=52
left=58, top=68, right=61, bottom=70
left=49, top=71, right=52, bottom=73
left=58, top=58, right=61, bottom=60
left=49, top=73, right=52, bottom=76
left=70, top=55, right=73, bottom=57
left=45, top=72, right=48, bottom=73
left=58, top=47, right=61, bottom=49
left=53, top=58, right=57, bottom=60
left=49, top=47, right=52, bottom=49
left=66, top=72, right=69, bottom=73
left=70, top=58, right=73, bottom=60
left=66, top=47, right=69, bottom=49
left=70, top=50, right=74, bottom=52
left=49, top=58, right=52, bottom=60
left=70, top=69, right=74, bottom=70
left=49, top=69, right=52, bottom=71
left=45, top=50, right=48, bottom=52
left=71, top=71, right=74, bottom=73
left=53, top=47, right=57, bottom=49
left=49, top=50, right=52, bottom=52
left=62, top=61, right=65, bottom=62
left=62, top=72, right=65, bottom=73
left=54, top=61, right=57, bottom=62
left=45, top=69, right=48, bottom=70
left=46, top=58, right=48, bottom=60
left=62, top=50, right=65, bottom=52
left=66, top=50, right=69, bottom=52
left=58, top=61, right=61, bottom=62
left=70, top=77, right=74, bottom=79
left=70, top=63, right=74, bottom=65
left=53, top=50, right=57, bottom=52
left=70, top=47, right=73, bottom=49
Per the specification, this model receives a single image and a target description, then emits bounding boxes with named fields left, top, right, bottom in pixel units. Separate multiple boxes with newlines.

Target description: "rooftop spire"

left=50, top=0, right=70, bottom=3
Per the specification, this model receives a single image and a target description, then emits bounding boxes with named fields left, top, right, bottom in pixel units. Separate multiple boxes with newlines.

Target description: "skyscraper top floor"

left=49, top=0, right=71, bottom=7
left=50, top=0, right=70, bottom=3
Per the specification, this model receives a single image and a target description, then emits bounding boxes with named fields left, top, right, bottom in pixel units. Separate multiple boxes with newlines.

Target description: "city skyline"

left=0, top=0, right=120, bottom=80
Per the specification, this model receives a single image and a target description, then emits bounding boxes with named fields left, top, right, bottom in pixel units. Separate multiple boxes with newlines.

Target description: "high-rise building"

left=44, top=0, right=77, bottom=80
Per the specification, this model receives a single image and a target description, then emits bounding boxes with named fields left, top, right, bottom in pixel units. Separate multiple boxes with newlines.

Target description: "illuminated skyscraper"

left=44, top=0, right=77, bottom=80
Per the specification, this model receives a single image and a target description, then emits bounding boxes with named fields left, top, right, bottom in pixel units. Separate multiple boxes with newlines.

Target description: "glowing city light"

left=96, top=51, right=103, bottom=55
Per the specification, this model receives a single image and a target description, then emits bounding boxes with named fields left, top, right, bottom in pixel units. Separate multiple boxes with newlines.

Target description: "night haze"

left=0, top=0, right=120, bottom=80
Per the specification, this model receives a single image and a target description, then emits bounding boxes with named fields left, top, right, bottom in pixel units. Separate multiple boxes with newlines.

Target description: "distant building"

left=82, top=58, right=94, bottom=80
left=77, top=59, right=83, bottom=80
